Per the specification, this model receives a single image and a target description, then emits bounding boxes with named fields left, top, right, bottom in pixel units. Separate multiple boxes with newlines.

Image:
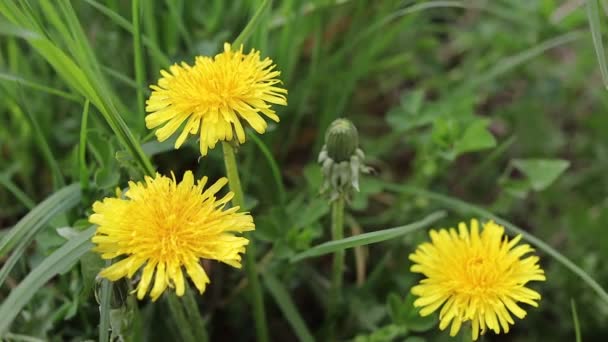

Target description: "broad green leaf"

left=0, top=226, right=95, bottom=335
left=386, top=293, right=436, bottom=332
left=0, top=183, right=81, bottom=258
left=94, top=166, right=121, bottom=190
left=454, top=119, right=497, bottom=155
left=387, top=293, right=404, bottom=323
left=353, top=324, right=408, bottom=342
left=404, top=337, right=426, bottom=342
left=290, top=211, right=446, bottom=262
left=386, top=90, right=431, bottom=131
left=512, top=158, right=570, bottom=191
left=501, top=179, right=530, bottom=199
left=402, top=293, right=436, bottom=333
left=264, top=274, right=314, bottom=342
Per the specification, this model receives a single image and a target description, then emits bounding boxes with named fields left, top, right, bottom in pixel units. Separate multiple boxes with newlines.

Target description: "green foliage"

left=511, top=158, right=570, bottom=191
left=1, top=1, right=608, bottom=341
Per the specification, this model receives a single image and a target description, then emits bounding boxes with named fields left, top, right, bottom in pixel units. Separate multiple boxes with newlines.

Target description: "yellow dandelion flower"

left=89, top=171, right=254, bottom=301
left=145, top=43, right=288, bottom=156
left=409, top=219, right=545, bottom=341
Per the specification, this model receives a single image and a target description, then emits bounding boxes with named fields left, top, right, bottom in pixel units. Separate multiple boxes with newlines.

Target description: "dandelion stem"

left=328, top=196, right=345, bottom=340
left=461, top=323, right=473, bottom=342
left=221, top=141, right=269, bottom=342
left=131, top=0, right=145, bottom=131
left=182, top=285, right=209, bottom=342
left=167, top=293, right=197, bottom=342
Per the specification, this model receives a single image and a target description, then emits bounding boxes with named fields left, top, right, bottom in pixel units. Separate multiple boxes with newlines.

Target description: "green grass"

left=2, top=1, right=608, bottom=341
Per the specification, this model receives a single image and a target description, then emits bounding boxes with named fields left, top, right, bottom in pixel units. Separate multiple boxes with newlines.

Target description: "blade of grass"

left=142, top=1, right=160, bottom=73
left=0, top=183, right=80, bottom=258
left=164, top=0, right=193, bottom=51
left=233, top=0, right=270, bottom=47
left=247, top=132, right=286, bottom=205
left=0, top=226, right=95, bottom=335
left=383, top=183, right=608, bottom=306
left=14, top=90, right=65, bottom=189
left=102, top=65, right=143, bottom=91
left=132, top=0, right=145, bottom=131
left=571, top=299, right=582, bottom=342
left=290, top=211, right=446, bottom=262
left=0, top=234, right=31, bottom=285
left=327, top=1, right=527, bottom=69
left=0, top=71, right=80, bottom=102
left=586, top=0, right=608, bottom=90
left=249, top=0, right=270, bottom=51
left=0, top=185, right=80, bottom=285
left=469, top=31, right=583, bottom=88
left=264, top=274, right=315, bottom=342
left=0, top=17, right=39, bottom=39
left=83, top=0, right=170, bottom=67
left=0, top=173, right=35, bottom=210
left=79, top=100, right=90, bottom=191
left=0, top=2, right=156, bottom=176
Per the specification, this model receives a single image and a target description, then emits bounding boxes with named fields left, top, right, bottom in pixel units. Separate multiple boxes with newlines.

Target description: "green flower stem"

left=328, top=196, right=345, bottom=339
left=167, top=293, right=196, bottom=342
left=98, top=277, right=112, bottom=342
left=461, top=323, right=473, bottom=342
left=221, top=141, right=269, bottom=342
left=182, top=285, right=208, bottom=342
left=131, top=0, right=145, bottom=131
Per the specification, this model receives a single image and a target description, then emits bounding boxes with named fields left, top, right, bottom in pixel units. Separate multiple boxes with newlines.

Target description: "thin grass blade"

left=586, top=0, right=608, bottom=90
left=290, top=211, right=446, bottom=262
left=264, top=274, right=315, bottom=342
left=571, top=299, right=582, bottom=342
left=233, top=0, right=270, bottom=46
left=247, top=132, right=286, bottom=204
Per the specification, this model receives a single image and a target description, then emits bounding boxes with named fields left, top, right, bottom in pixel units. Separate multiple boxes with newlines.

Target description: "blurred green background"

left=1, top=1, right=608, bottom=341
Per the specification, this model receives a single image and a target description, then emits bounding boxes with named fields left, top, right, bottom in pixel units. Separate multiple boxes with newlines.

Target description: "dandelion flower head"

left=90, top=171, right=254, bottom=301
left=409, top=219, right=545, bottom=340
left=145, top=43, right=288, bottom=156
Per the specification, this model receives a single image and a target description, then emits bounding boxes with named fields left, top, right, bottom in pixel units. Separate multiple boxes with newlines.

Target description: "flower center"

left=459, top=255, right=501, bottom=294
left=142, top=197, right=197, bottom=262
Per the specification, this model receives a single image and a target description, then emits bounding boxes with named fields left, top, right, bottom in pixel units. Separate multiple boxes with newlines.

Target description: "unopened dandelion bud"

left=325, top=118, right=359, bottom=162
left=318, top=119, right=371, bottom=201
